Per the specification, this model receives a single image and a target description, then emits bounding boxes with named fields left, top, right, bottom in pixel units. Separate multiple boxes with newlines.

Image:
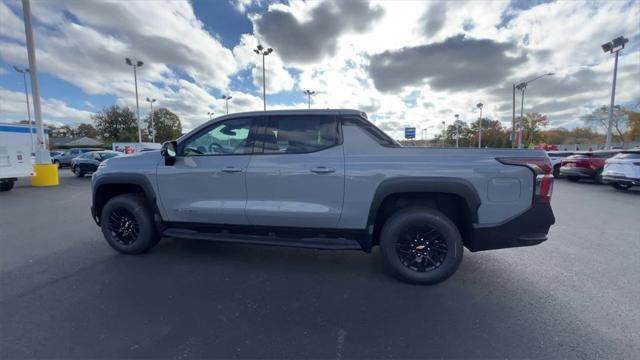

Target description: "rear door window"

left=262, top=116, right=339, bottom=154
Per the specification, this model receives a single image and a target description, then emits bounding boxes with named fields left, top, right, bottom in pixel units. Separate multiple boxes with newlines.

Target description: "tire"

left=567, top=176, right=580, bottom=182
left=553, top=164, right=560, bottom=178
left=612, top=183, right=632, bottom=191
left=0, top=180, right=15, bottom=192
left=99, top=194, right=160, bottom=254
left=594, top=168, right=604, bottom=184
left=73, top=165, right=84, bottom=178
left=379, top=207, right=463, bottom=285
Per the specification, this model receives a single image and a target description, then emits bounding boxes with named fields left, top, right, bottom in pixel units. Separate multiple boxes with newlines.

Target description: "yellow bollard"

left=31, top=163, right=59, bottom=187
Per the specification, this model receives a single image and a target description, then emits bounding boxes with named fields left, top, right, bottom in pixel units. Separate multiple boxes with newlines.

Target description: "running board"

left=163, top=228, right=362, bottom=250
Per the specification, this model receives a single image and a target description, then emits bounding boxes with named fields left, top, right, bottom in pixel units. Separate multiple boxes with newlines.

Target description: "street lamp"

left=253, top=45, right=273, bottom=111
left=602, top=35, right=629, bottom=148
left=476, top=103, right=483, bottom=148
left=208, top=111, right=215, bottom=120
left=514, top=72, right=554, bottom=148
left=454, top=114, right=460, bottom=148
left=221, top=95, right=232, bottom=114
left=125, top=57, right=144, bottom=143
left=303, top=90, right=315, bottom=110
left=13, top=65, right=34, bottom=154
left=145, top=97, right=156, bottom=143
left=441, top=121, right=446, bottom=147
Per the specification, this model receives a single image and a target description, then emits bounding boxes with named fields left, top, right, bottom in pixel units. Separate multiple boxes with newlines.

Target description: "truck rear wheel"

left=379, top=207, right=463, bottom=285
left=0, top=179, right=15, bottom=192
left=99, top=194, right=160, bottom=254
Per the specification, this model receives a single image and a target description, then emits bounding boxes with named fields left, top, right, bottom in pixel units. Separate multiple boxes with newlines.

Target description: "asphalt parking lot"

left=1, top=171, right=639, bottom=359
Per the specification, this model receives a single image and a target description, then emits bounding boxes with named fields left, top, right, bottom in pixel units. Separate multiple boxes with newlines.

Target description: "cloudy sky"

left=0, top=0, right=638, bottom=138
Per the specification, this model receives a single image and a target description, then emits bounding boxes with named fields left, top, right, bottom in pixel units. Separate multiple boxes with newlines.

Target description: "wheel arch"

left=366, top=177, right=481, bottom=250
left=92, top=174, right=162, bottom=226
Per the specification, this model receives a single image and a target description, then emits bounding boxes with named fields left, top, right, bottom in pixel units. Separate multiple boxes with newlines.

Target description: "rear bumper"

left=603, top=174, right=640, bottom=185
left=467, top=203, right=555, bottom=252
left=559, top=167, right=594, bottom=178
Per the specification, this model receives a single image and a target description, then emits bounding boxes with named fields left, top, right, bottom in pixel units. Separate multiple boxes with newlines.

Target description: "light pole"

left=145, top=97, right=156, bottom=143
left=602, top=36, right=629, bottom=149
left=476, top=103, right=483, bottom=148
left=253, top=45, right=273, bottom=111
left=208, top=111, right=215, bottom=120
left=221, top=95, right=232, bottom=114
left=303, top=90, right=315, bottom=110
left=441, top=121, right=446, bottom=147
left=21, top=0, right=50, bottom=165
left=454, top=114, right=460, bottom=148
left=514, top=72, right=554, bottom=148
left=13, top=65, right=34, bottom=154
left=125, top=57, right=144, bottom=143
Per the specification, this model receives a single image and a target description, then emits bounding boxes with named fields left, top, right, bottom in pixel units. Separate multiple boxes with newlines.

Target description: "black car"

left=70, top=151, right=122, bottom=177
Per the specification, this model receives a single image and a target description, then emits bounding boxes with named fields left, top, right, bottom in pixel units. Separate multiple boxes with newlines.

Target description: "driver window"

left=183, top=118, right=253, bottom=156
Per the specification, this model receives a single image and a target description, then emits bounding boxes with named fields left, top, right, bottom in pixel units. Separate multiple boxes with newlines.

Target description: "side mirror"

left=161, top=141, right=178, bottom=166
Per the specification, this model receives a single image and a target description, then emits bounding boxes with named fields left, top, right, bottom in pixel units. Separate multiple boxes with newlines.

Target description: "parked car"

left=602, top=150, right=640, bottom=190
left=559, top=150, right=619, bottom=183
left=49, top=150, right=64, bottom=158
left=547, top=151, right=574, bottom=177
left=71, top=151, right=122, bottom=177
left=90, top=109, right=555, bottom=285
left=53, top=148, right=100, bottom=168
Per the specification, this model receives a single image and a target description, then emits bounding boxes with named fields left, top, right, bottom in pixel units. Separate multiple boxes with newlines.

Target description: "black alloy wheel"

left=395, top=225, right=448, bottom=273
left=108, top=208, right=140, bottom=246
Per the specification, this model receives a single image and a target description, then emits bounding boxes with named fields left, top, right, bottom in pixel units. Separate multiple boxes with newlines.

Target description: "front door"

left=245, top=115, right=345, bottom=228
left=156, top=117, right=258, bottom=225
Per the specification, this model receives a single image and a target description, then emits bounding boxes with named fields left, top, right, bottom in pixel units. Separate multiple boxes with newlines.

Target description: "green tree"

left=92, top=105, right=139, bottom=143
left=521, top=112, right=549, bottom=145
left=144, top=108, right=183, bottom=143
left=76, top=123, right=98, bottom=138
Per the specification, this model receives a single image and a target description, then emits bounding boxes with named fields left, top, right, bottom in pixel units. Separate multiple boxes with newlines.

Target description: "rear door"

left=245, top=115, right=345, bottom=228
left=156, top=117, right=259, bottom=225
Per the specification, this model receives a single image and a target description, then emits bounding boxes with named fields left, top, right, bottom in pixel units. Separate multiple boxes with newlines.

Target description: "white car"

left=547, top=151, right=575, bottom=177
left=602, top=150, right=640, bottom=190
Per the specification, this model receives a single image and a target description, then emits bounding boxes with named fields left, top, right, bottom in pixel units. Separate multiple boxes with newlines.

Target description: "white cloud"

left=0, top=87, right=93, bottom=123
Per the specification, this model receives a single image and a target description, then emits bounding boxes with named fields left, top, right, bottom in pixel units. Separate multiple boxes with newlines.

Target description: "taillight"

left=497, top=157, right=554, bottom=204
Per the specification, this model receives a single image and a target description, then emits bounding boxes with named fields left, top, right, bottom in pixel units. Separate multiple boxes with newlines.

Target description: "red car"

left=559, top=150, right=619, bottom=183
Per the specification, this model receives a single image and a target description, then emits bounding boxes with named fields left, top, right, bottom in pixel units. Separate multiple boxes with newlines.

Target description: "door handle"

left=221, top=166, right=242, bottom=173
left=310, top=166, right=335, bottom=174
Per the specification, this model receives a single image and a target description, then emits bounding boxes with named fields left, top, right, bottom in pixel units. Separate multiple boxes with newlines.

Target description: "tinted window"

left=263, top=116, right=338, bottom=154
left=70, top=150, right=79, bottom=155
left=99, top=152, right=120, bottom=160
left=183, top=118, right=254, bottom=156
left=343, top=116, right=399, bottom=147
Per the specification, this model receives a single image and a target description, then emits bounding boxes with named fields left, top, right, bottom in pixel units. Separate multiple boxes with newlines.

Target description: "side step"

left=163, top=228, right=362, bottom=250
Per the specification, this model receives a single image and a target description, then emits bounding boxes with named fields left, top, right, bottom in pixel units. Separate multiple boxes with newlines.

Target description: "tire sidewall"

left=100, top=194, right=158, bottom=254
left=380, top=207, right=463, bottom=284
left=73, top=166, right=83, bottom=177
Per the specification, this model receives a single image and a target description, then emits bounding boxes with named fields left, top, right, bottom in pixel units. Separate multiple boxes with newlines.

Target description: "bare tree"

left=582, top=105, right=630, bottom=145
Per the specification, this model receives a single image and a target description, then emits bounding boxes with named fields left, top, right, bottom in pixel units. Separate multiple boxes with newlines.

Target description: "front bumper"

left=466, top=203, right=555, bottom=252
left=559, top=166, right=595, bottom=178
left=602, top=174, right=640, bottom=186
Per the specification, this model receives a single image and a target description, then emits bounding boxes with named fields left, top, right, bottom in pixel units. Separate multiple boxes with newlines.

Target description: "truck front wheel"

left=380, top=207, right=463, bottom=285
left=99, top=194, right=160, bottom=254
left=0, top=179, right=15, bottom=192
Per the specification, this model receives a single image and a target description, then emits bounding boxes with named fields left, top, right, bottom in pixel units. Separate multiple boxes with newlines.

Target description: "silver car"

left=602, top=150, right=640, bottom=190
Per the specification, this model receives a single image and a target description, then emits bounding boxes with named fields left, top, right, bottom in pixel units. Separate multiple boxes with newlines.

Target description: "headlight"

left=97, top=162, right=108, bottom=170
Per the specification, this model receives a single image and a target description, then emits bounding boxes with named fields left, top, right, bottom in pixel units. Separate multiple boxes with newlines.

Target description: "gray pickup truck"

left=91, top=109, right=555, bottom=284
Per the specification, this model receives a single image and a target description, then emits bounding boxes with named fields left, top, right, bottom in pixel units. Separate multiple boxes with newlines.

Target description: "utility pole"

left=125, top=57, right=144, bottom=143
left=254, top=45, right=273, bottom=111
left=514, top=72, right=554, bottom=148
left=476, top=103, right=483, bottom=149
left=14, top=65, right=33, bottom=154
left=208, top=111, right=215, bottom=120
left=512, top=84, right=516, bottom=147
left=145, top=98, right=156, bottom=143
left=601, top=36, right=629, bottom=149
left=21, top=0, right=49, bottom=164
left=303, top=90, right=315, bottom=110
